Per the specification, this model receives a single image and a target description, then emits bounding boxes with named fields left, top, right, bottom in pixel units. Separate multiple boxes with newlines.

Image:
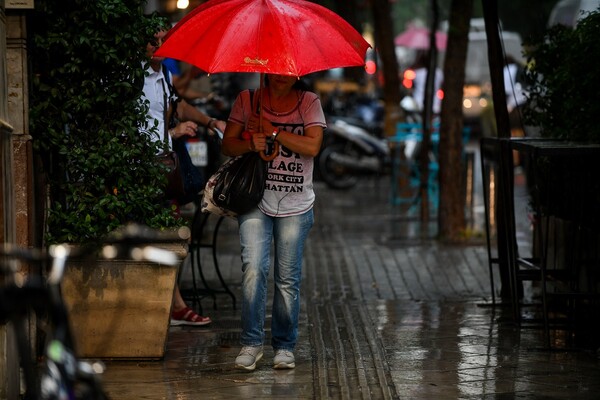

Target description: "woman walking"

left=221, top=74, right=326, bottom=371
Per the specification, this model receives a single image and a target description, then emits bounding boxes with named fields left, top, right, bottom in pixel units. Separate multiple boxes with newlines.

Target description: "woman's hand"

left=249, top=132, right=267, bottom=152
left=214, top=120, right=227, bottom=133
left=171, top=121, right=198, bottom=139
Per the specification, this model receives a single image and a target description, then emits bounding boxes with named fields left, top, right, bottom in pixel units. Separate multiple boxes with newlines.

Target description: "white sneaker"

left=273, top=349, right=295, bottom=369
left=235, top=346, right=263, bottom=371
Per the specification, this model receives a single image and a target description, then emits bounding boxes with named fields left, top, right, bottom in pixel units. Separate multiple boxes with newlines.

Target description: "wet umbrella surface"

left=155, top=0, right=371, bottom=77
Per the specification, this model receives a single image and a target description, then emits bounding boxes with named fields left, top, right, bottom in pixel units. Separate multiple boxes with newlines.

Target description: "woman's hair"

left=504, top=54, right=521, bottom=66
left=410, top=50, right=430, bottom=69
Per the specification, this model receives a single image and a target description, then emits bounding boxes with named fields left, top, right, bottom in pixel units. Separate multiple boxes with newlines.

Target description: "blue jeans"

left=237, top=207, right=314, bottom=351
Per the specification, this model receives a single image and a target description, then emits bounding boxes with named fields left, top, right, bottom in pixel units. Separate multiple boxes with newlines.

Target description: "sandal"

left=170, top=307, right=212, bottom=326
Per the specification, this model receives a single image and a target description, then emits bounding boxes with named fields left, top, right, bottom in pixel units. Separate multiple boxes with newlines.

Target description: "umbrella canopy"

left=155, top=0, right=371, bottom=77
left=394, top=25, right=447, bottom=51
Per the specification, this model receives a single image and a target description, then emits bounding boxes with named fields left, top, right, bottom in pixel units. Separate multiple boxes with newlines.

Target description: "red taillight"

left=365, top=60, right=377, bottom=75
left=436, top=89, right=444, bottom=100
left=402, top=69, right=415, bottom=89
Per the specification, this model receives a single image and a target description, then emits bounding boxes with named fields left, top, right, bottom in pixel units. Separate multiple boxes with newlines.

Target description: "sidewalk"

left=100, top=164, right=600, bottom=399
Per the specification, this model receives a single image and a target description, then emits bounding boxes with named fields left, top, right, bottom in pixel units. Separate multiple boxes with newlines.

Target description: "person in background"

left=142, top=29, right=226, bottom=326
left=221, top=74, right=326, bottom=371
left=408, top=50, right=444, bottom=115
left=503, top=54, right=528, bottom=114
left=503, top=54, right=529, bottom=165
left=163, top=58, right=207, bottom=102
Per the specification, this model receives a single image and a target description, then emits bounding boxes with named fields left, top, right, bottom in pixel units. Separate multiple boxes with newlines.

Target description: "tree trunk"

left=371, top=0, right=403, bottom=137
left=437, top=0, right=473, bottom=241
left=418, top=0, right=441, bottom=221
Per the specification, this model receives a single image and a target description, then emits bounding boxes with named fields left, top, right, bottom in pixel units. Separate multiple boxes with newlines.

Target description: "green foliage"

left=29, top=0, right=182, bottom=244
left=523, top=9, right=600, bottom=142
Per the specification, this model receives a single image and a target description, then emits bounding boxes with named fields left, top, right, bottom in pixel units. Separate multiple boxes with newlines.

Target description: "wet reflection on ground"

left=371, top=300, right=600, bottom=399
left=102, top=298, right=600, bottom=399
left=100, top=171, right=600, bottom=399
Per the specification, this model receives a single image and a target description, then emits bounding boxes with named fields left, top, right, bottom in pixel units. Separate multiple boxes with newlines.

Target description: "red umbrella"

left=394, top=25, right=447, bottom=51
left=156, top=0, right=370, bottom=160
left=155, top=0, right=371, bottom=77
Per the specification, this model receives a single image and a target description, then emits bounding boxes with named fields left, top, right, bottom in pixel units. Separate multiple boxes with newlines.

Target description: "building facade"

left=0, top=1, right=191, bottom=396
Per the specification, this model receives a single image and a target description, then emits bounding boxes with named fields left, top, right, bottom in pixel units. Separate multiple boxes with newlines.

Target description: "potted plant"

left=518, top=9, right=600, bottom=325
left=28, top=0, right=185, bottom=359
left=522, top=8, right=600, bottom=220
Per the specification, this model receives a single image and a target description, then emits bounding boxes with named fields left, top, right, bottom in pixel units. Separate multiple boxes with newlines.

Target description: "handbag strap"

left=160, top=66, right=182, bottom=153
left=248, top=88, right=279, bottom=162
left=160, top=78, right=169, bottom=153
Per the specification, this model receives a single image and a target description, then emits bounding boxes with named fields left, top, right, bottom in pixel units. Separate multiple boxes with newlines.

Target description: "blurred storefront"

left=1, top=0, right=37, bottom=397
left=0, top=2, right=17, bottom=395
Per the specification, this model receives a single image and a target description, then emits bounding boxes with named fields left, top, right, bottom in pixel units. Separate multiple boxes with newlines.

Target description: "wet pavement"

left=99, top=147, right=600, bottom=399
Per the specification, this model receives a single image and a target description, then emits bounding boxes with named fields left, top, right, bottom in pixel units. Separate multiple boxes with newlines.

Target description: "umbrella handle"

left=256, top=75, right=279, bottom=161
left=260, top=141, right=279, bottom=161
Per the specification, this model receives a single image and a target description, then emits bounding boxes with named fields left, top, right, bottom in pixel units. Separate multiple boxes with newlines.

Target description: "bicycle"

left=0, top=223, right=187, bottom=400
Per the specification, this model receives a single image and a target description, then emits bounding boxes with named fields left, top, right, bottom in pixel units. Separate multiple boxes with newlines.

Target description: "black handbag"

left=157, top=149, right=185, bottom=200
left=172, top=137, right=204, bottom=205
left=157, top=76, right=204, bottom=205
left=157, top=79, right=186, bottom=201
left=211, top=152, right=267, bottom=215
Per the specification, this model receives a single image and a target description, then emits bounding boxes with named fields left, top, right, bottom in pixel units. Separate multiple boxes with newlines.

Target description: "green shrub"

left=29, top=0, right=182, bottom=244
left=523, top=8, right=600, bottom=142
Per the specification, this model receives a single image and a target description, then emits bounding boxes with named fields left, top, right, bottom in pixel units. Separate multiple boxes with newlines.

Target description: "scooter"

left=317, top=94, right=425, bottom=190
left=317, top=117, right=391, bottom=190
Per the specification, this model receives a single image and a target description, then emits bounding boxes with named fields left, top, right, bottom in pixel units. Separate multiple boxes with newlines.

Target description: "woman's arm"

left=272, top=125, right=323, bottom=158
left=246, top=113, right=324, bottom=158
left=177, top=100, right=226, bottom=133
left=221, top=122, right=268, bottom=157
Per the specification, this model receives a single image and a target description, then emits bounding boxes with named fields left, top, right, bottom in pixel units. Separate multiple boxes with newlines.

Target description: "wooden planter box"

left=61, top=242, right=187, bottom=359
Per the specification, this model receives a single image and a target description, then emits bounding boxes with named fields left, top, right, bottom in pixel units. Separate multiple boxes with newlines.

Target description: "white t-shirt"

left=503, top=63, right=528, bottom=111
left=413, top=67, right=444, bottom=114
left=228, top=89, right=327, bottom=217
left=140, top=63, right=176, bottom=150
